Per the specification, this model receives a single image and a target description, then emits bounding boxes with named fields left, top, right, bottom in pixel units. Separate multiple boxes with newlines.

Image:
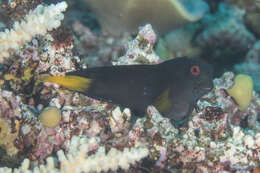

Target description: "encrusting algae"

left=39, top=106, right=62, bottom=128
left=0, top=119, right=19, bottom=156
left=227, top=74, right=254, bottom=110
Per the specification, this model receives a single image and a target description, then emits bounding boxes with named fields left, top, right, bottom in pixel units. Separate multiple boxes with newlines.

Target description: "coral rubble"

left=0, top=0, right=260, bottom=172
left=113, top=24, right=161, bottom=65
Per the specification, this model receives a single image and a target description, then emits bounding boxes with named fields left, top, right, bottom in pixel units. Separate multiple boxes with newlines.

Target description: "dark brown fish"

left=43, top=57, right=213, bottom=123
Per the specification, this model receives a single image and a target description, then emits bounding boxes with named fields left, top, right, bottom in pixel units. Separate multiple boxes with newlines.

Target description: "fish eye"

left=190, top=65, right=200, bottom=76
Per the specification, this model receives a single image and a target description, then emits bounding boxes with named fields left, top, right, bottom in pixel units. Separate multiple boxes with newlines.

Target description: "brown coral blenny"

left=43, top=57, right=213, bottom=124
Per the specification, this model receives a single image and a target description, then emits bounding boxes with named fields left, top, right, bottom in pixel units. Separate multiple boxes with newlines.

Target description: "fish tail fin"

left=42, top=75, right=92, bottom=92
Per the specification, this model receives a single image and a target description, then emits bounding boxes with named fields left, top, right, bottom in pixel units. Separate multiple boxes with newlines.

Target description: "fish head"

left=165, top=57, right=214, bottom=102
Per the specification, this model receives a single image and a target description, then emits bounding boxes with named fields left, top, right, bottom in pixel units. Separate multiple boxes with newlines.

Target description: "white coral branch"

left=0, top=1, right=68, bottom=62
left=58, top=145, right=149, bottom=172
left=0, top=136, right=149, bottom=173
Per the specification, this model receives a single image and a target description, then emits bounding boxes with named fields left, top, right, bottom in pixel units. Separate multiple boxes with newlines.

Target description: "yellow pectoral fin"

left=153, top=88, right=172, bottom=113
left=43, top=75, right=92, bottom=92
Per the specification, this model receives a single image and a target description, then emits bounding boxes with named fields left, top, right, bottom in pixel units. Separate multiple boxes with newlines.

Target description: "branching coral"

left=57, top=137, right=149, bottom=172
left=0, top=1, right=68, bottom=62
left=0, top=136, right=149, bottom=173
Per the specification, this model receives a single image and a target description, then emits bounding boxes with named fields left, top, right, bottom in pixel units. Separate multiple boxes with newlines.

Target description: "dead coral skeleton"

left=0, top=136, right=149, bottom=173
left=0, top=1, right=68, bottom=61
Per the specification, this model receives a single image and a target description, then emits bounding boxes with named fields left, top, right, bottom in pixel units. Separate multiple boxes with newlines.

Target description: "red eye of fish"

left=190, top=65, right=200, bottom=76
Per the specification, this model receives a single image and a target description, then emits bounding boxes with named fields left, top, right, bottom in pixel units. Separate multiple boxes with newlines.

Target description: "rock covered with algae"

left=0, top=1, right=260, bottom=171
left=0, top=23, right=162, bottom=171
left=0, top=22, right=259, bottom=172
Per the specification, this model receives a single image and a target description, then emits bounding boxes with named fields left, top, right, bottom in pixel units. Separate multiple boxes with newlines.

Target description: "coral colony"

left=0, top=0, right=260, bottom=173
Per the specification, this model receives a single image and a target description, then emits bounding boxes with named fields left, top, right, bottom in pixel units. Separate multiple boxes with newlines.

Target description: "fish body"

left=44, top=57, right=213, bottom=122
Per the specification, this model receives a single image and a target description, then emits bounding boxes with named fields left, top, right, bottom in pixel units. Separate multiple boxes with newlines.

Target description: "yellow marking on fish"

left=153, top=88, right=172, bottom=113
left=22, top=67, right=34, bottom=81
left=43, top=75, right=92, bottom=92
left=4, top=74, right=19, bottom=81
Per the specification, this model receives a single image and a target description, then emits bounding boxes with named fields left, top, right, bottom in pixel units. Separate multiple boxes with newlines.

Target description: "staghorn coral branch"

left=0, top=1, right=68, bottom=62
left=0, top=136, right=149, bottom=173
